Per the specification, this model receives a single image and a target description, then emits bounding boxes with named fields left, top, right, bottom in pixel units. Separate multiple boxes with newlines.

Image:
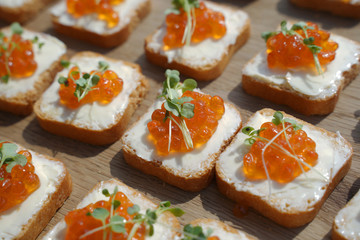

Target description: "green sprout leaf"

left=91, top=208, right=109, bottom=221
left=61, top=60, right=71, bottom=68
left=1, top=75, right=9, bottom=83
left=98, top=61, right=109, bottom=71
left=182, top=224, right=210, bottom=240
left=127, top=205, right=140, bottom=215
left=272, top=111, right=283, bottom=125
left=242, top=126, right=255, bottom=136
left=110, top=215, right=125, bottom=233
left=0, top=143, right=28, bottom=173
left=58, top=76, right=68, bottom=86
left=182, top=78, right=197, bottom=93
left=11, top=22, right=23, bottom=35
left=261, top=31, right=276, bottom=42
left=181, top=103, right=195, bottom=118
left=102, top=189, right=110, bottom=197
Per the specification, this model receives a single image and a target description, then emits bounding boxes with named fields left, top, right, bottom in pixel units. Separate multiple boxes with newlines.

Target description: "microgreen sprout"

left=159, top=69, right=197, bottom=151
left=182, top=224, right=213, bottom=240
left=0, top=142, right=27, bottom=174
left=261, top=21, right=324, bottom=75
left=166, top=0, right=200, bottom=46
left=79, top=187, right=184, bottom=240
left=241, top=111, right=328, bottom=199
left=58, top=60, right=110, bottom=102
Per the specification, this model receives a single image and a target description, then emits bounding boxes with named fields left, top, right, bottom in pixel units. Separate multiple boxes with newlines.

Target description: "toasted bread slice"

left=34, top=51, right=149, bottom=145
left=144, top=1, right=250, bottom=81
left=43, top=178, right=181, bottom=240
left=0, top=27, right=66, bottom=116
left=0, top=142, right=72, bottom=240
left=0, top=0, right=54, bottom=23
left=290, top=0, right=360, bottom=19
left=121, top=96, right=242, bottom=192
left=216, top=108, right=352, bottom=228
left=186, top=218, right=258, bottom=240
left=51, top=0, right=150, bottom=48
left=242, top=34, right=360, bottom=116
left=332, top=189, right=360, bottom=240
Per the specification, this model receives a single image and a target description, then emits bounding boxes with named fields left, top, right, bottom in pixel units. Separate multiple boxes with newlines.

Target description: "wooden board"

left=1, top=0, right=360, bottom=239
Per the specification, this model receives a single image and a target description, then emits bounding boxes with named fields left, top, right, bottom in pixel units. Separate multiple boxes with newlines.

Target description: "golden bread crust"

left=51, top=0, right=151, bottom=48
left=0, top=0, right=54, bottom=23
left=215, top=108, right=353, bottom=228
left=144, top=4, right=250, bottom=81
left=242, top=44, right=360, bottom=116
left=34, top=51, right=149, bottom=145
left=121, top=103, right=242, bottom=192
left=290, top=0, right=360, bottom=19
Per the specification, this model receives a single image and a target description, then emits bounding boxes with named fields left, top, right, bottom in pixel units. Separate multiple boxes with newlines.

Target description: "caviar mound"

left=64, top=191, right=145, bottom=240
left=0, top=143, right=40, bottom=213
left=66, top=0, right=124, bottom=28
left=0, top=34, right=37, bottom=79
left=58, top=66, right=124, bottom=109
left=163, top=2, right=226, bottom=50
left=243, top=121, right=318, bottom=183
left=266, top=22, right=338, bottom=73
left=148, top=91, right=225, bottom=156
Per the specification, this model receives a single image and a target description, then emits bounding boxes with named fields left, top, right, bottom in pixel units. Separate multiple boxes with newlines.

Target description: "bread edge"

left=242, top=47, right=360, bottom=116
left=51, top=0, right=151, bottom=48
left=121, top=103, right=242, bottom=192
left=290, top=0, right=360, bottom=19
left=34, top=51, right=149, bottom=145
left=13, top=148, right=72, bottom=240
left=215, top=108, right=353, bottom=228
left=0, top=48, right=66, bottom=116
left=144, top=5, right=250, bottom=81
left=0, top=0, right=54, bottom=23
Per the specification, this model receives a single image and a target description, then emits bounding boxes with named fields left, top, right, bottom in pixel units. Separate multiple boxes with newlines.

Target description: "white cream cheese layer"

left=0, top=0, right=30, bottom=8
left=193, top=221, right=253, bottom=240
left=44, top=180, right=177, bottom=240
left=242, top=35, right=360, bottom=99
left=122, top=98, right=241, bottom=176
left=0, top=150, right=66, bottom=239
left=334, top=189, right=360, bottom=239
left=146, top=1, right=249, bottom=67
left=0, top=29, right=66, bottom=98
left=39, top=55, right=141, bottom=130
left=217, top=111, right=352, bottom=213
left=51, top=0, right=147, bottom=35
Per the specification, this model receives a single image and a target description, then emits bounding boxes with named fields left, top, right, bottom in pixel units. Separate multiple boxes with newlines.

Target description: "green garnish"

left=159, top=69, right=197, bottom=151
left=166, top=0, right=200, bottom=46
left=262, top=21, right=324, bottom=75
left=0, top=142, right=27, bottom=174
left=182, top=224, right=213, bottom=240
left=58, top=60, right=110, bottom=102
left=81, top=187, right=184, bottom=240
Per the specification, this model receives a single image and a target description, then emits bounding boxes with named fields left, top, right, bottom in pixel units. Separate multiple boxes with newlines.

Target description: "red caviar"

left=65, top=191, right=145, bottom=240
left=0, top=34, right=37, bottom=79
left=148, top=91, right=225, bottom=155
left=59, top=66, right=123, bottom=109
left=243, top=121, right=318, bottom=183
left=0, top=142, right=40, bottom=213
left=66, top=0, right=123, bottom=28
left=266, top=22, right=338, bottom=73
left=163, top=2, right=226, bottom=50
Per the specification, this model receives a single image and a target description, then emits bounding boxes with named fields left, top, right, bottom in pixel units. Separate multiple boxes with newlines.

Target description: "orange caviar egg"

left=66, top=0, right=123, bottom=28
left=243, top=122, right=318, bottom=183
left=266, top=22, right=338, bottom=73
left=147, top=91, right=225, bottom=155
left=0, top=34, right=37, bottom=79
left=208, top=237, right=220, bottom=240
left=65, top=191, right=145, bottom=240
left=163, top=2, right=226, bottom=50
left=0, top=142, right=40, bottom=213
left=58, top=66, right=123, bottom=109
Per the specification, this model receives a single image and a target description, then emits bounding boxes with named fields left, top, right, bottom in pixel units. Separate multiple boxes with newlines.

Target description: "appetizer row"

left=0, top=142, right=257, bottom=240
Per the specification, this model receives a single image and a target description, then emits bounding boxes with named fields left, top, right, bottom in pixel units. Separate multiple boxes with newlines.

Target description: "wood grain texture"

left=0, top=0, right=359, bottom=239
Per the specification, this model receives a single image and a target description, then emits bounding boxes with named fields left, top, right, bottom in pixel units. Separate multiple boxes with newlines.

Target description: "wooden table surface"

left=1, top=0, right=360, bottom=239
